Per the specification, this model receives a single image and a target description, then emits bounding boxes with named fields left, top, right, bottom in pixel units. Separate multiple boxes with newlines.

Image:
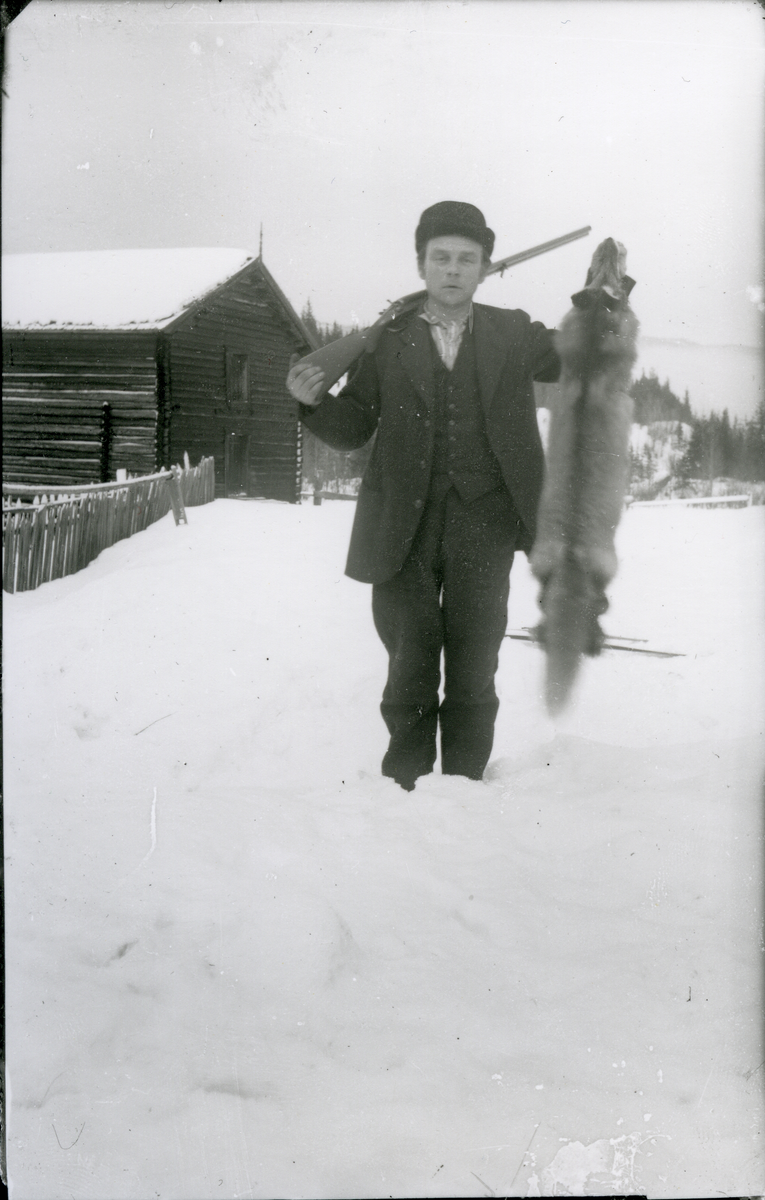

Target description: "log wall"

left=2, top=331, right=161, bottom=485
left=167, top=265, right=310, bottom=502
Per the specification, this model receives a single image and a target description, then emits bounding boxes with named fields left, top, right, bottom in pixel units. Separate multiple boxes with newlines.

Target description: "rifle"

left=292, top=225, right=591, bottom=391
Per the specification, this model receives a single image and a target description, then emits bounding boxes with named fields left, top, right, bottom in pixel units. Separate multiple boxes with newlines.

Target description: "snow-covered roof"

left=1, top=248, right=257, bottom=330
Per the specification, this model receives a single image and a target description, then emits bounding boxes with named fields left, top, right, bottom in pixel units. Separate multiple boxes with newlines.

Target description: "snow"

left=629, top=421, right=692, bottom=483
left=1, top=248, right=254, bottom=330
left=536, top=406, right=550, bottom=451
left=4, top=499, right=764, bottom=1199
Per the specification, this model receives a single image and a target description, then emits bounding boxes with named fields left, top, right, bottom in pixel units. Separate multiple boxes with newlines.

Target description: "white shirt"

left=419, top=302, right=474, bottom=371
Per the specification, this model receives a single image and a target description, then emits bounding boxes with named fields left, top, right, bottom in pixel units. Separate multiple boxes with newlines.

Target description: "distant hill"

left=629, top=371, right=693, bottom=425
left=535, top=370, right=692, bottom=425
left=635, top=338, right=762, bottom=422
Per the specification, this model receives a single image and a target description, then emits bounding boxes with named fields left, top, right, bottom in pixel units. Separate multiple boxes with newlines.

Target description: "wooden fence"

left=176, top=453, right=216, bottom=508
left=628, top=493, right=752, bottom=510
left=3, top=455, right=215, bottom=594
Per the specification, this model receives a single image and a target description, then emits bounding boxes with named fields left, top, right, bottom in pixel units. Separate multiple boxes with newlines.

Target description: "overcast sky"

left=3, top=0, right=764, bottom=348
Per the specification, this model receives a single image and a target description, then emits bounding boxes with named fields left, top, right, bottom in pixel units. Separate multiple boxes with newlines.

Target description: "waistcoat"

left=430, top=330, right=505, bottom=502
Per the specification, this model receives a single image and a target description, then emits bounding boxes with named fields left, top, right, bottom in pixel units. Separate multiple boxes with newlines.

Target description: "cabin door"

left=225, top=429, right=250, bottom=496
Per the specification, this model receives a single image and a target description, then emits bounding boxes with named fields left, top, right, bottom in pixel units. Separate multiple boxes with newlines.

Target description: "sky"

left=2, top=1, right=764, bottom=355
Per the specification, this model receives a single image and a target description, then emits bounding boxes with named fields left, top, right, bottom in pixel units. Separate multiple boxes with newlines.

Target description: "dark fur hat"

left=415, top=201, right=495, bottom=258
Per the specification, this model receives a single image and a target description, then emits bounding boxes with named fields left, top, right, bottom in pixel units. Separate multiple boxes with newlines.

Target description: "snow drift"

left=4, top=499, right=764, bottom=1199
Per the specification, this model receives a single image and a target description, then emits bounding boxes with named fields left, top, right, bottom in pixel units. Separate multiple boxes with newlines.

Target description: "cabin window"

left=226, top=351, right=249, bottom=410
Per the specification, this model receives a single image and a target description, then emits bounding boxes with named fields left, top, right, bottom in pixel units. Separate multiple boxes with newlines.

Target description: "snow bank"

left=4, top=500, right=764, bottom=1199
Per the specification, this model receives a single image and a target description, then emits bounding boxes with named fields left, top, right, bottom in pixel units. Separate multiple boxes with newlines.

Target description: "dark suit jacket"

left=300, top=302, right=560, bottom=584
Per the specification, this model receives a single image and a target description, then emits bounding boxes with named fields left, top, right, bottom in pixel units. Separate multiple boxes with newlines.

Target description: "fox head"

left=572, top=238, right=635, bottom=309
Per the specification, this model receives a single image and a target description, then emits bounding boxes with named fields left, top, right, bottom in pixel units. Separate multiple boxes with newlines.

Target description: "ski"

left=504, top=629, right=684, bottom=658
left=516, top=625, right=651, bottom=645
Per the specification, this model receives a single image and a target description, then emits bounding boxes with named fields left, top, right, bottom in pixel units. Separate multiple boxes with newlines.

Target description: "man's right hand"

left=287, top=355, right=326, bottom=407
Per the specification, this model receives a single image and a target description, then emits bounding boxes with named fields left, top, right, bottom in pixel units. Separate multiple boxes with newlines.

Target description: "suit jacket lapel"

left=392, top=313, right=436, bottom=410
left=392, top=304, right=511, bottom=416
left=473, top=304, right=511, bottom=417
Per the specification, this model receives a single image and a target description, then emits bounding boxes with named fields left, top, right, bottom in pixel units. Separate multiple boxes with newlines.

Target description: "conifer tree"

left=300, top=299, right=321, bottom=343
left=630, top=371, right=692, bottom=425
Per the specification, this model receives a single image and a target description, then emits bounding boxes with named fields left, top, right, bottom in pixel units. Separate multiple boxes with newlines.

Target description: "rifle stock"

left=293, top=225, right=591, bottom=392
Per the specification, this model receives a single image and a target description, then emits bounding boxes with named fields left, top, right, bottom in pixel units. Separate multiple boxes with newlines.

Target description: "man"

left=287, top=201, right=560, bottom=790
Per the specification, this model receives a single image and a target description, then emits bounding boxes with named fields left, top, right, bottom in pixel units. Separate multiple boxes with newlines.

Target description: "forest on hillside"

left=298, top=305, right=765, bottom=496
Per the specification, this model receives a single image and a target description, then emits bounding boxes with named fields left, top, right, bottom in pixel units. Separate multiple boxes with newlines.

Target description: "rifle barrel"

left=487, top=225, right=592, bottom=277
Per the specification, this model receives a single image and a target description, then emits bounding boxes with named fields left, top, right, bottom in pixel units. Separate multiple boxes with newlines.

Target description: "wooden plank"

left=81, top=496, right=96, bottom=569
left=103, top=491, right=115, bottom=553
left=3, top=469, right=175, bottom=497
left=3, top=443, right=103, bottom=457
left=44, top=506, right=59, bottom=584
left=3, top=428, right=104, bottom=442
left=4, top=386, right=156, bottom=400
left=30, top=506, right=48, bottom=590
left=45, top=505, right=58, bottom=582
left=16, top=509, right=31, bottom=592
left=50, top=505, right=66, bottom=581
left=63, top=501, right=78, bottom=577
left=3, top=473, right=100, bottom=488
left=3, top=359, right=157, bottom=372
left=3, top=403, right=108, bottom=415
left=3, top=379, right=156, bottom=394
left=4, top=332, right=157, bottom=360
left=2, top=511, right=19, bottom=593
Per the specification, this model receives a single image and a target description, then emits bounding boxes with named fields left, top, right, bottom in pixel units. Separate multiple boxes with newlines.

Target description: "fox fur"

left=530, top=238, right=639, bottom=713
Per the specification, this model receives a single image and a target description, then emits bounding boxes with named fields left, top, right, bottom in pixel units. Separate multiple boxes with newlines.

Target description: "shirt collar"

left=419, top=301, right=474, bottom=334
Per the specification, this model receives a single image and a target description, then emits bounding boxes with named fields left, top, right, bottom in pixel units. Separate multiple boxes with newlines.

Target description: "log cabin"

left=2, top=248, right=318, bottom=500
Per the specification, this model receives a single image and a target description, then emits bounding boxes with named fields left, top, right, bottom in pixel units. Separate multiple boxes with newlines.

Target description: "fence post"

left=100, top=402, right=112, bottom=483
left=167, top=467, right=188, bottom=526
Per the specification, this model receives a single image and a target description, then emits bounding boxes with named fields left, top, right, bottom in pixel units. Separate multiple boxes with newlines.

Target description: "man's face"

left=418, top=235, right=488, bottom=311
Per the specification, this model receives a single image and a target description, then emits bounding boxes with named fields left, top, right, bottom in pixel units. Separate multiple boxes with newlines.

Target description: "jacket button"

left=414, top=499, right=423, bottom=509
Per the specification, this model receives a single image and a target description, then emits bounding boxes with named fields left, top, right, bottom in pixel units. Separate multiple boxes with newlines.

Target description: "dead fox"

left=530, top=238, right=639, bottom=713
